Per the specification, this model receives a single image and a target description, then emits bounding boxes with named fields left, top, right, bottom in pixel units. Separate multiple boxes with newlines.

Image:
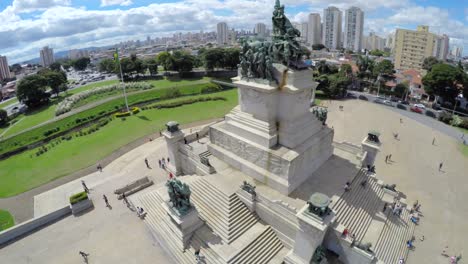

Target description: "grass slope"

left=0, top=98, right=18, bottom=109
left=0, top=89, right=237, bottom=197
left=0, top=209, right=14, bottom=230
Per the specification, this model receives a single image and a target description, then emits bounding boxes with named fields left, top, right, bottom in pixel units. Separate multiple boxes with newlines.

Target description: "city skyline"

left=0, top=0, right=467, bottom=63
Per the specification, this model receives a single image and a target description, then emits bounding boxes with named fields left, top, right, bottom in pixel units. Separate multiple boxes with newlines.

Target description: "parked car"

left=398, top=100, right=409, bottom=105
left=346, top=93, right=358, bottom=99
left=410, top=106, right=424, bottom=114
left=383, top=100, right=394, bottom=107
left=413, top=104, right=426, bottom=109
left=358, top=95, right=368, bottom=101
left=374, top=98, right=385, bottom=104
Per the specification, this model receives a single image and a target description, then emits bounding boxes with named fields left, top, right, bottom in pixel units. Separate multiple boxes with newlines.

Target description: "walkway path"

left=0, top=117, right=24, bottom=138
left=0, top=118, right=220, bottom=223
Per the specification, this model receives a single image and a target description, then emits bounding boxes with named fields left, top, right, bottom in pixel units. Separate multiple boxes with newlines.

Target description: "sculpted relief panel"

left=211, top=129, right=287, bottom=177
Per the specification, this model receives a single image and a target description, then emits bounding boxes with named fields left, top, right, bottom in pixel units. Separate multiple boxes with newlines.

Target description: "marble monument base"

left=162, top=202, right=203, bottom=250
left=208, top=119, right=333, bottom=195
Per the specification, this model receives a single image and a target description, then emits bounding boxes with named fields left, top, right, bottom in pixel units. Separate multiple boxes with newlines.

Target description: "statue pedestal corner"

left=162, top=202, right=203, bottom=249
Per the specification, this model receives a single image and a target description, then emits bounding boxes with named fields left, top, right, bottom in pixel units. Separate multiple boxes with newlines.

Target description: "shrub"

left=450, top=115, right=463, bottom=127
left=161, top=88, right=182, bottom=99
left=131, top=107, right=140, bottom=115
left=43, top=127, right=60, bottom=137
left=459, top=119, right=468, bottom=129
left=396, top=104, right=407, bottom=110
left=55, top=82, right=153, bottom=116
left=69, top=191, right=88, bottom=204
left=201, top=83, right=222, bottom=94
left=425, top=111, right=436, bottom=118
left=115, top=111, right=131, bottom=118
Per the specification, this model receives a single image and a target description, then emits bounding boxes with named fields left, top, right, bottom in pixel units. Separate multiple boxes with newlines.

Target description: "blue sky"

left=0, top=0, right=467, bottom=63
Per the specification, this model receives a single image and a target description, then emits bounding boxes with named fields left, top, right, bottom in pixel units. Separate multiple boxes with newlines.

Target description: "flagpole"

left=116, top=49, right=130, bottom=113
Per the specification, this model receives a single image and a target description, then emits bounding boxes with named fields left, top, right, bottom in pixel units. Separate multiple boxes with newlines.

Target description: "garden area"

left=0, top=89, right=238, bottom=197
left=0, top=209, right=14, bottom=231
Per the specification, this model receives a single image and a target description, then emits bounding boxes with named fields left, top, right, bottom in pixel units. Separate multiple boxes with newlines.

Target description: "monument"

left=208, top=0, right=334, bottom=195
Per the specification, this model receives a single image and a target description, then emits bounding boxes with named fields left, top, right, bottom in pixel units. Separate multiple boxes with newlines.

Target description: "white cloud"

left=12, top=0, right=71, bottom=13
left=100, top=0, right=133, bottom=7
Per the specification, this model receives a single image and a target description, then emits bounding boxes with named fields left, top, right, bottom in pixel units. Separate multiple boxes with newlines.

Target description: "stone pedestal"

left=361, top=136, right=381, bottom=167
left=284, top=204, right=336, bottom=264
left=163, top=123, right=185, bottom=176
left=162, top=203, right=203, bottom=249
left=209, top=64, right=334, bottom=195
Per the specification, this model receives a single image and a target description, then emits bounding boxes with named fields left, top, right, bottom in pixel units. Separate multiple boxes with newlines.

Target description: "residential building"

left=433, top=34, right=449, bottom=61
left=216, top=22, right=228, bottom=46
left=393, top=25, right=439, bottom=71
left=385, top=32, right=395, bottom=53
left=450, top=46, right=463, bottom=59
left=0, top=55, right=11, bottom=81
left=68, top=49, right=90, bottom=60
left=307, top=13, right=322, bottom=45
left=344, top=7, right=364, bottom=52
left=229, top=29, right=237, bottom=45
left=254, top=23, right=267, bottom=38
left=40, top=46, right=55, bottom=67
left=322, top=6, right=342, bottom=50
left=363, top=33, right=385, bottom=51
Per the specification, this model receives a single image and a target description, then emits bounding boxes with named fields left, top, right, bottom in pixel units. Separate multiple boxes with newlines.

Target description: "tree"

left=0, top=109, right=8, bottom=126
left=119, top=58, right=135, bottom=77
left=373, top=59, right=394, bottom=77
left=98, top=58, right=115, bottom=73
left=223, top=48, right=240, bottom=69
left=394, top=83, right=408, bottom=99
left=340, top=64, right=353, bottom=77
left=49, top=62, right=62, bottom=71
left=59, top=83, right=69, bottom=94
left=312, top=44, right=326, bottom=50
left=203, top=48, right=224, bottom=71
left=356, top=56, right=375, bottom=80
left=9, top=63, right=22, bottom=74
left=143, top=58, right=158, bottom=76
left=319, top=73, right=350, bottom=98
left=422, top=57, right=440, bottom=71
left=16, top=75, right=50, bottom=108
left=422, top=63, right=465, bottom=103
left=369, top=49, right=384, bottom=57
left=72, top=57, right=91, bottom=71
left=156, top=51, right=172, bottom=72
left=42, top=70, right=67, bottom=96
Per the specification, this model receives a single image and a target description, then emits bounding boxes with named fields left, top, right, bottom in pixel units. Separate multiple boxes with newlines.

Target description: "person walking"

left=385, top=155, right=388, bottom=163
left=122, top=193, right=129, bottom=206
left=158, top=159, right=161, bottom=168
left=382, top=203, right=388, bottom=213
left=81, top=180, right=90, bottom=193
left=167, top=157, right=170, bottom=163
left=439, top=162, right=443, bottom=171
left=103, top=194, right=110, bottom=208
left=79, top=251, right=89, bottom=262
left=144, top=158, right=150, bottom=169
left=388, top=154, right=392, bottom=161
left=97, top=164, right=102, bottom=172
left=432, top=137, right=436, bottom=145
left=194, top=249, right=201, bottom=262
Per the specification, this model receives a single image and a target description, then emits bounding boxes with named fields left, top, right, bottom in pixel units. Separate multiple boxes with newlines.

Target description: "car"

left=398, top=100, right=409, bottom=105
left=410, top=106, right=423, bottom=114
left=374, top=98, right=385, bottom=104
left=346, top=93, right=357, bottom=99
left=413, top=103, right=426, bottom=109
left=358, top=95, right=368, bottom=101
left=383, top=100, right=394, bottom=107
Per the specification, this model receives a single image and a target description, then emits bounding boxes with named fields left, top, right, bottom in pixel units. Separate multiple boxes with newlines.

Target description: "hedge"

left=143, top=96, right=226, bottom=110
left=69, top=191, right=88, bottom=204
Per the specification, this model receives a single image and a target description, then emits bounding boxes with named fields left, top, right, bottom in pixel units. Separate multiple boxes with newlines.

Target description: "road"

left=348, top=91, right=467, bottom=143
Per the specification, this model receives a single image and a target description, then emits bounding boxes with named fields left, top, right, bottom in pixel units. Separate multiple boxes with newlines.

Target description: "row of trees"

left=422, top=61, right=468, bottom=104
left=99, top=54, right=158, bottom=77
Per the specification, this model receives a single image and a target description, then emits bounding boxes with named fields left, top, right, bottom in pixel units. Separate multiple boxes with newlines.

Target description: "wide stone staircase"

left=330, top=168, right=385, bottom=242
left=373, top=207, right=416, bottom=264
left=190, top=177, right=258, bottom=244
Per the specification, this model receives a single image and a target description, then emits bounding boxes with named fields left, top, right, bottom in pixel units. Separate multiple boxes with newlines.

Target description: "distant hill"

left=21, top=46, right=112, bottom=65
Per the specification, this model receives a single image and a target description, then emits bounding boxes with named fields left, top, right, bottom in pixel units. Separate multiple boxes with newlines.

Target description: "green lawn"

left=460, top=144, right=468, bottom=157
left=2, top=102, right=58, bottom=137
left=0, top=89, right=238, bottom=197
left=0, top=209, right=14, bottom=231
left=0, top=98, right=18, bottom=109
left=67, top=79, right=119, bottom=95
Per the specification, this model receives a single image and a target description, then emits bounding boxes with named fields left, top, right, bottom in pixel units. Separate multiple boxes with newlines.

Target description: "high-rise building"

left=217, top=22, right=228, bottom=46
left=363, top=32, right=385, bottom=51
left=307, top=13, right=321, bottom=45
left=451, top=46, right=463, bottom=58
left=344, top=7, right=364, bottom=52
left=40, top=46, right=55, bottom=67
left=394, top=25, right=440, bottom=71
left=433, top=34, right=450, bottom=61
left=254, top=23, right=267, bottom=38
left=229, top=29, right=237, bottom=45
left=385, top=32, right=395, bottom=53
left=0, top=55, right=11, bottom=81
left=323, top=6, right=342, bottom=50
left=293, top=22, right=308, bottom=43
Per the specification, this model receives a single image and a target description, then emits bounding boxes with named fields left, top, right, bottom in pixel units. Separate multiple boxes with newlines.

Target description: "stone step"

left=249, top=234, right=283, bottom=264
left=189, top=233, right=224, bottom=264
left=191, top=179, right=240, bottom=208
left=191, top=186, right=244, bottom=218
left=229, top=227, right=278, bottom=264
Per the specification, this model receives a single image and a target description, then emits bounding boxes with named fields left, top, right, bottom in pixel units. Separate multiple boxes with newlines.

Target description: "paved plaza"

left=0, top=100, right=466, bottom=263
left=325, top=99, right=468, bottom=263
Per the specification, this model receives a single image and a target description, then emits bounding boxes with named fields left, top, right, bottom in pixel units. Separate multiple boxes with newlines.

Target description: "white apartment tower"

left=293, top=22, right=308, bottom=43
left=323, top=6, right=343, bottom=50
left=40, top=46, right=54, bottom=67
left=433, top=34, right=449, bottom=61
left=344, top=7, right=364, bottom=52
left=254, top=23, right=267, bottom=38
left=0, top=55, right=11, bottom=81
left=217, top=22, right=228, bottom=46
left=307, top=13, right=321, bottom=45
